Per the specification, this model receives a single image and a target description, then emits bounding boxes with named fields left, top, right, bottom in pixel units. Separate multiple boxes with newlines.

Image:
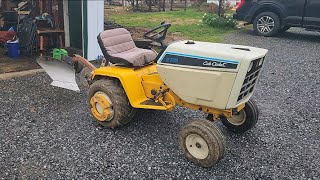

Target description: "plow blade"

left=37, top=57, right=80, bottom=92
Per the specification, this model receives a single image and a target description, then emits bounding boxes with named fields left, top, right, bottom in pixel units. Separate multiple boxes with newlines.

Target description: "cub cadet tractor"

left=38, top=23, right=268, bottom=167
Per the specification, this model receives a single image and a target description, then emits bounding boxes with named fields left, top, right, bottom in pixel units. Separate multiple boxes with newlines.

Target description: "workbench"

left=37, top=28, right=64, bottom=53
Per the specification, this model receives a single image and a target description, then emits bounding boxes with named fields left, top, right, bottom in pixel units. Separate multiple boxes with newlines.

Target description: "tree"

left=158, top=0, right=161, bottom=11
left=130, top=0, right=135, bottom=9
left=217, top=0, right=230, bottom=17
left=162, top=0, right=165, bottom=11
left=148, top=0, right=152, bottom=11
left=218, top=0, right=224, bottom=17
left=136, top=0, right=139, bottom=10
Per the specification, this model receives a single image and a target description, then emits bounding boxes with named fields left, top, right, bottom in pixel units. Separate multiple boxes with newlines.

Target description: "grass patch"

left=107, top=8, right=235, bottom=42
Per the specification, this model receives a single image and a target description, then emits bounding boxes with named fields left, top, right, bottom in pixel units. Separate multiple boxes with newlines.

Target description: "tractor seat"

left=98, top=28, right=157, bottom=67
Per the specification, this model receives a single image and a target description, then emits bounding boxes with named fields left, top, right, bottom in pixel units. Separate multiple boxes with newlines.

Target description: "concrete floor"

left=0, top=48, right=40, bottom=74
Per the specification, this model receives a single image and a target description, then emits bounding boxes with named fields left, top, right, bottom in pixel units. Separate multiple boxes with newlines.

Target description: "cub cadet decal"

left=160, top=52, right=239, bottom=69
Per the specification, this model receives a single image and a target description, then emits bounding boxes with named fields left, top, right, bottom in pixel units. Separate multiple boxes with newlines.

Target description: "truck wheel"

left=221, top=99, right=259, bottom=133
left=179, top=119, right=226, bottom=167
left=88, top=79, right=136, bottom=128
left=253, top=12, right=281, bottom=37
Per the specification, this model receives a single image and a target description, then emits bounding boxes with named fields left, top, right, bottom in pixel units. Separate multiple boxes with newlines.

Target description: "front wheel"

left=220, top=99, right=259, bottom=133
left=179, top=119, right=226, bottom=167
left=253, top=12, right=281, bottom=37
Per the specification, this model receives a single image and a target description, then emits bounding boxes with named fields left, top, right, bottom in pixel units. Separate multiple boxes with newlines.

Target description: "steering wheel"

left=143, top=22, right=171, bottom=44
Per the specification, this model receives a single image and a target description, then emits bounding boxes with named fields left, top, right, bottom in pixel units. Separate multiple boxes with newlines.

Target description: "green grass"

left=107, top=8, right=235, bottom=42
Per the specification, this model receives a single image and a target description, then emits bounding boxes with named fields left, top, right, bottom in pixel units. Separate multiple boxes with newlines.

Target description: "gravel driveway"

left=0, top=28, right=319, bottom=179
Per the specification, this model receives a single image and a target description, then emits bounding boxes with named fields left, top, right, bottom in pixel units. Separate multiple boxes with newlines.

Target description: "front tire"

left=221, top=99, right=259, bottom=133
left=253, top=12, right=281, bottom=37
left=88, top=79, right=136, bottom=128
left=179, top=119, right=226, bottom=167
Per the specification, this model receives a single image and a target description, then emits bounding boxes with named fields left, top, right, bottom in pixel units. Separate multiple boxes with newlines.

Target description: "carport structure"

left=0, top=0, right=104, bottom=74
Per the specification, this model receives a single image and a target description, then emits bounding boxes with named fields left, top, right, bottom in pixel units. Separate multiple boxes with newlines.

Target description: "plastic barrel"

left=6, top=42, right=20, bottom=58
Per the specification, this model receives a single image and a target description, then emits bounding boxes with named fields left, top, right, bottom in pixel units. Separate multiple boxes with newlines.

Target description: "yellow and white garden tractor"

left=38, top=23, right=268, bottom=167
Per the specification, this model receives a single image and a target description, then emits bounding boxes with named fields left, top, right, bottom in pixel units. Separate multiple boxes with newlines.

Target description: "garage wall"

left=84, top=0, right=104, bottom=61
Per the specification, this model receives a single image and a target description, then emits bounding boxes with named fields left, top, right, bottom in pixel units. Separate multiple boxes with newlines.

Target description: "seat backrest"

left=98, top=28, right=136, bottom=55
left=98, top=28, right=137, bottom=66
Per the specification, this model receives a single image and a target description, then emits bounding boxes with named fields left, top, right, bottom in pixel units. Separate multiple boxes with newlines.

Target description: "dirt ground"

left=0, top=48, right=40, bottom=74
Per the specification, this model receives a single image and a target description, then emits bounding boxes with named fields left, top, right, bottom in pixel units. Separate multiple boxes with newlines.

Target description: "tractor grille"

left=237, top=57, right=265, bottom=102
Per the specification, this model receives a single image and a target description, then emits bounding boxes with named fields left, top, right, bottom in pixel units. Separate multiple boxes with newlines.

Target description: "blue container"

left=6, top=42, right=20, bottom=58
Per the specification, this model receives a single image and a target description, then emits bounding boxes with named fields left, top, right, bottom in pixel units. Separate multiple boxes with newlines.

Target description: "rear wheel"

left=88, top=79, right=136, bottom=128
left=221, top=99, right=259, bottom=133
left=179, top=119, right=225, bottom=167
left=253, top=12, right=281, bottom=37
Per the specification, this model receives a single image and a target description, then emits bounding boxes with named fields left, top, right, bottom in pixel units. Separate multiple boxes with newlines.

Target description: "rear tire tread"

left=88, top=78, right=136, bottom=128
left=179, top=119, right=226, bottom=167
left=190, top=120, right=226, bottom=160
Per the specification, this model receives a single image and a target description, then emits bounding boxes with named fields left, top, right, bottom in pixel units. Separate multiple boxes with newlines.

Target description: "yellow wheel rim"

left=90, top=91, right=114, bottom=122
left=185, top=134, right=209, bottom=160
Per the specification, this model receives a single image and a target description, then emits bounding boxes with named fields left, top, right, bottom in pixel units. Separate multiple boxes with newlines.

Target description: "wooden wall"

left=1, top=0, right=64, bottom=29
left=1, top=0, right=19, bottom=11
left=34, top=0, right=64, bottom=29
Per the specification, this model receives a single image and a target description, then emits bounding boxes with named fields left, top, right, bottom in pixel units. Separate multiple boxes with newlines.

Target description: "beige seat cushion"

left=99, top=28, right=157, bottom=67
left=111, top=48, right=157, bottom=67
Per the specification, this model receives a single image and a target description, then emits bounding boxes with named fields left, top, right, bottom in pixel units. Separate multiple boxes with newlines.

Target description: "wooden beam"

left=63, top=0, right=70, bottom=47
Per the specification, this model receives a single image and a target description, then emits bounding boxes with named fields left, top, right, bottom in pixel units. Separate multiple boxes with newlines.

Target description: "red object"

left=0, top=31, right=16, bottom=43
left=236, top=0, right=245, bottom=10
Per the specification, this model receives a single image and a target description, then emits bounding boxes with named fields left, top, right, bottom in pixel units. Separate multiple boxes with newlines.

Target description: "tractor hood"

left=158, top=40, right=268, bottom=72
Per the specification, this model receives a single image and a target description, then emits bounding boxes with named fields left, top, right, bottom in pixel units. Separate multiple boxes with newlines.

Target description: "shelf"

left=17, top=11, right=30, bottom=15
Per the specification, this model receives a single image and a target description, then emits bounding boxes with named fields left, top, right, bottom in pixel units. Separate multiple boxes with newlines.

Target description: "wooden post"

left=170, top=0, right=173, bottom=11
left=184, top=0, right=187, bottom=11
left=39, top=0, right=43, bottom=14
left=63, top=0, right=70, bottom=47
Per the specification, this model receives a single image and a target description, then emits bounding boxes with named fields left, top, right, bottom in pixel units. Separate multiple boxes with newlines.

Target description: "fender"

left=92, top=64, right=159, bottom=109
left=250, top=3, right=286, bottom=22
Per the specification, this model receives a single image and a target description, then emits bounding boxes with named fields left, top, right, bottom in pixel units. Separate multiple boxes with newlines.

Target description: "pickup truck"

left=233, top=0, right=320, bottom=36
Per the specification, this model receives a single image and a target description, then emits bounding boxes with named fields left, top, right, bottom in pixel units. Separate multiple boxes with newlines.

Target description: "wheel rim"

left=185, top=134, right=209, bottom=160
left=227, top=110, right=246, bottom=126
left=257, top=16, right=275, bottom=34
left=90, top=91, right=114, bottom=122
